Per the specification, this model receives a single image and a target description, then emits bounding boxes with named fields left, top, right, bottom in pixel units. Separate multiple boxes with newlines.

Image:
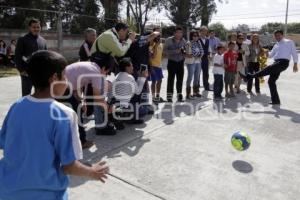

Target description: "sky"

left=145, top=0, right=300, bottom=29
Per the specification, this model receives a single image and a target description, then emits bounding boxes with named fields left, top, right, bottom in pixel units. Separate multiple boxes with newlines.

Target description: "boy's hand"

left=89, top=161, right=109, bottom=182
left=293, top=64, right=298, bottom=73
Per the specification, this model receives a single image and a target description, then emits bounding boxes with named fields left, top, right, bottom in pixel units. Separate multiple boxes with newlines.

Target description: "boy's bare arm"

left=63, top=160, right=109, bottom=183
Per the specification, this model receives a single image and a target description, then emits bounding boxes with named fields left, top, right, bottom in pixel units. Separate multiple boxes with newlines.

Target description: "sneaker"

left=82, top=140, right=95, bottom=149
left=95, top=124, right=117, bottom=136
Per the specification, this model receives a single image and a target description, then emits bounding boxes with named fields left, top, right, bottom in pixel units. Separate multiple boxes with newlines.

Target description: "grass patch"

left=0, top=67, right=19, bottom=78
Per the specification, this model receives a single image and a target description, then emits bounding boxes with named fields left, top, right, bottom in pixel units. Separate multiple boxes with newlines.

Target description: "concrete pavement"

left=1, top=57, right=300, bottom=200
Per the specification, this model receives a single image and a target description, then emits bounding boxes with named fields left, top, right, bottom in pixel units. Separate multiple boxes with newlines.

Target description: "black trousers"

left=201, top=57, right=210, bottom=90
left=247, top=62, right=260, bottom=93
left=253, top=59, right=289, bottom=103
left=84, top=84, right=94, bottom=117
left=167, top=60, right=184, bottom=99
left=213, top=74, right=223, bottom=97
left=20, top=75, right=33, bottom=96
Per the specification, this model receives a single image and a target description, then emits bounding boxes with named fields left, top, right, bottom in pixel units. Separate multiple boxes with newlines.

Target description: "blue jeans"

left=186, top=63, right=201, bottom=88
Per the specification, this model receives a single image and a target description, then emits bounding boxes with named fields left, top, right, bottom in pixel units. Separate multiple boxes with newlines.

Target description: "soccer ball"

left=231, top=131, right=251, bottom=151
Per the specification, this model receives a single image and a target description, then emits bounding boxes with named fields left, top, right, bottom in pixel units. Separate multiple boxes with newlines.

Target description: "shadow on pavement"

left=232, top=160, right=253, bottom=173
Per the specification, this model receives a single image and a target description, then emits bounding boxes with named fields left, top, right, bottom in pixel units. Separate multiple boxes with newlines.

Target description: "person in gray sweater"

left=163, top=26, right=187, bottom=102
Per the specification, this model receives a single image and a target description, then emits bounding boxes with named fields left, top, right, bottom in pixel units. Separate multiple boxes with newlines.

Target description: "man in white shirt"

left=241, top=30, right=298, bottom=105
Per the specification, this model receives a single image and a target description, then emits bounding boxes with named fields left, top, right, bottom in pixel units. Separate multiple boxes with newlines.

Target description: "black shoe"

left=177, top=94, right=184, bottom=102
left=95, top=124, right=117, bottom=136
left=126, top=119, right=145, bottom=124
left=269, top=101, right=281, bottom=105
left=167, top=99, right=173, bottom=103
left=113, top=121, right=125, bottom=130
left=194, top=93, right=202, bottom=98
left=158, top=97, right=166, bottom=103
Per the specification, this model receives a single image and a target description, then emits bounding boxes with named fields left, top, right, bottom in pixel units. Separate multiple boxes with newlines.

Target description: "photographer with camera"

left=90, top=22, right=136, bottom=73
left=124, top=29, right=161, bottom=115
left=163, top=26, right=187, bottom=102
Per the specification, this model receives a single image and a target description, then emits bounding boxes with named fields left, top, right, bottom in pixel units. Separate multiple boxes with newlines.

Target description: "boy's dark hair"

left=217, top=45, right=224, bottom=50
left=27, top=50, right=67, bottom=89
left=274, top=30, right=284, bottom=35
left=174, top=26, right=183, bottom=32
left=118, top=57, right=132, bottom=72
left=28, top=18, right=40, bottom=26
left=228, top=41, right=235, bottom=46
left=115, top=23, right=129, bottom=32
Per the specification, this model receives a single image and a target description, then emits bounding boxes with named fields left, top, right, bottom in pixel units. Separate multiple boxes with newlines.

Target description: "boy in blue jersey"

left=0, top=51, right=109, bottom=200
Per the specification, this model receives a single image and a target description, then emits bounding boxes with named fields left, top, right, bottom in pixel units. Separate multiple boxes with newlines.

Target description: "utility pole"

left=284, top=0, right=289, bottom=35
left=57, top=11, right=63, bottom=53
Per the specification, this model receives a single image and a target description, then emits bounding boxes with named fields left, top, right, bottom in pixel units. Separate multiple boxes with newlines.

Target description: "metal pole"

left=284, top=0, right=289, bottom=35
left=57, top=11, right=63, bottom=53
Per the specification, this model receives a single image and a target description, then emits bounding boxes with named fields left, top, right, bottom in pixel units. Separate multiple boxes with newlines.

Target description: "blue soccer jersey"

left=0, top=96, right=82, bottom=200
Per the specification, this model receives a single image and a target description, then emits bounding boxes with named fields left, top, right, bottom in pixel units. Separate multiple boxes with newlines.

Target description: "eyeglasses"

left=238, top=38, right=244, bottom=40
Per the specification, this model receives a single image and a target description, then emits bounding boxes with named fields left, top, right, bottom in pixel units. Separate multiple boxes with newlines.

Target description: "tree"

left=70, top=0, right=102, bottom=34
left=233, top=24, right=250, bottom=33
left=160, top=0, right=226, bottom=27
left=160, top=0, right=200, bottom=27
left=0, top=0, right=51, bottom=29
left=99, top=0, right=121, bottom=29
left=208, top=22, right=227, bottom=40
left=287, top=23, right=300, bottom=34
left=126, top=0, right=160, bottom=34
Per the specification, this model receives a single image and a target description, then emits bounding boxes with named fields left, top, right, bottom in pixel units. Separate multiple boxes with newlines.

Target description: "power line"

left=213, top=9, right=300, bottom=17
left=213, top=13, right=300, bottom=20
left=0, top=5, right=119, bottom=21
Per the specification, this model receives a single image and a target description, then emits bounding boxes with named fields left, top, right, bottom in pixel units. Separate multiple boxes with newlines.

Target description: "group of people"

left=0, top=39, right=16, bottom=67
left=0, top=17, right=298, bottom=200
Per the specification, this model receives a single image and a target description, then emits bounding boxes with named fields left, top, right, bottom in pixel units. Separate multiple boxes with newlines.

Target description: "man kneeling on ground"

left=113, top=58, right=148, bottom=124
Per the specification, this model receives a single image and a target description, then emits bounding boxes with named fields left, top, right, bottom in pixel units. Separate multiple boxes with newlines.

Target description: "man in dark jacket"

left=15, top=18, right=47, bottom=96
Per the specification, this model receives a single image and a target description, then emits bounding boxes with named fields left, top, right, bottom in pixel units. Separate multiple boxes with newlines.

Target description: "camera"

left=140, top=64, right=148, bottom=73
